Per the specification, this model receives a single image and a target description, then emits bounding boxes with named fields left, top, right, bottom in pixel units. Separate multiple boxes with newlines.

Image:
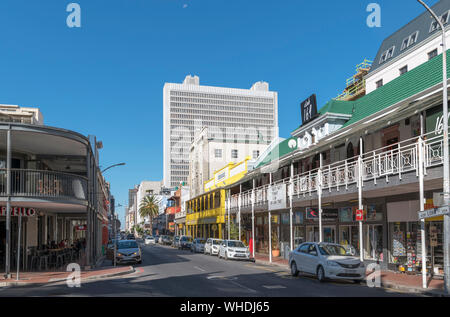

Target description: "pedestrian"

left=249, top=237, right=253, bottom=258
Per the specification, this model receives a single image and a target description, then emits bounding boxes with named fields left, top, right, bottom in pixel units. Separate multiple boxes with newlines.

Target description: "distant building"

left=163, top=75, right=278, bottom=188
left=0, top=104, right=43, bottom=125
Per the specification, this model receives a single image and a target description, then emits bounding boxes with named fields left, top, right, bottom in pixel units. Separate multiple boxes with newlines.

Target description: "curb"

left=0, top=266, right=135, bottom=288
left=252, top=259, right=447, bottom=296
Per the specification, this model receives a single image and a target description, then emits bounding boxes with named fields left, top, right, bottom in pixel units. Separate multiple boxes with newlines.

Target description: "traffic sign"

left=356, top=209, right=364, bottom=221
left=418, top=206, right=450, bottom=220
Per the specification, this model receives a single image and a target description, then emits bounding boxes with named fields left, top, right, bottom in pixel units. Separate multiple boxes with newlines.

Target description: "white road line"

left=194, top=266, right=206, bottom=272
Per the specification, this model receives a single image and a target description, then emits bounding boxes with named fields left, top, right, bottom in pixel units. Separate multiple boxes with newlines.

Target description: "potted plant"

left=271, top=230, right=280, bottom=257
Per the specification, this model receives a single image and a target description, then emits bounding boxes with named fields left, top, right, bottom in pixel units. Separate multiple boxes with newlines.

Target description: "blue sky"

left=0, top=0, right=439, bottom=226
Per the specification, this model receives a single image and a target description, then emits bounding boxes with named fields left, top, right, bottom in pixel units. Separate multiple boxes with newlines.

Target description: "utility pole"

left=417, top=0, right=450, bottom=294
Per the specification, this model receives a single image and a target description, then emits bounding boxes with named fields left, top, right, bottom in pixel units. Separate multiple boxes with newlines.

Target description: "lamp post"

left=417, top=0, right=449, bottom=294
left=101, top=162, right=126, bottom=174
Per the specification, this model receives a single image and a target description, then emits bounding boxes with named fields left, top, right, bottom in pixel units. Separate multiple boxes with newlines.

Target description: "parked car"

left=191, top=238, right=206, bottom=253
left=288, top=242, right=365, bottom=283
left=178, top=236, right=193, bottom=250
left=162, top=235, right=173, bottom=245
left=218, top=240, right=250, bottom=260
left=144, top=235, right=155, bottom=245
left=172, top=236, right=180, bottom=248
left=115, top=240, right=142, bottom=264
left=158, top=236, right=164, bottom=244
left=204, top=238, right=223, bottom=255
left=126, top=233, right=135, bottom=240
left=154, top=235, right=160, bottom=243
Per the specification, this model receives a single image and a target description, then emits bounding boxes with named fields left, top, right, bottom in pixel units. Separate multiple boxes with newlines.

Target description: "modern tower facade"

left=163, top=75, right=278, bottom=188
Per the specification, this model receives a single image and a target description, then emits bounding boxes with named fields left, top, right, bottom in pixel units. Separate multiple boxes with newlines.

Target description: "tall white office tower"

left=163, top=75, right=278, bottom=188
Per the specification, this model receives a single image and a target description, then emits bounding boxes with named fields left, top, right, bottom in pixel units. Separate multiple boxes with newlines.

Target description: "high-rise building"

left=163, top=75, right=278, bottom=188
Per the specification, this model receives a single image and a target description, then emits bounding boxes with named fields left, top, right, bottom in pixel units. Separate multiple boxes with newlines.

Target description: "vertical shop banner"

left=267, top=184, right=286, bottom=211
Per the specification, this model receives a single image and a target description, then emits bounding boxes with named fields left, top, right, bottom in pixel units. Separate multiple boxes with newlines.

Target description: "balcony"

left=229, top=131, right=448, bottom=210
left=0, top=168, right=87, bottom=201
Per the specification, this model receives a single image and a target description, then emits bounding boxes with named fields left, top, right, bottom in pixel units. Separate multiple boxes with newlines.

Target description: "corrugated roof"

left=255, top=138, right=295, bottom=168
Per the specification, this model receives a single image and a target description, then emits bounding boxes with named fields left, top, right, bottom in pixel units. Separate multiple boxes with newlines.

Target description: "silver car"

left=191, top=238, right=206, bottom=253
left=204, top=238, right=223, bottom=255
left=289, top=242, right=365, bottom=283
left=116, top=240, right=142, bottom=264
left=218, top=240, right=250, bottom=260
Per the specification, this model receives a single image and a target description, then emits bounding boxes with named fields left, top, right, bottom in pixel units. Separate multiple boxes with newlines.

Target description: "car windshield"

left=212, top=240, right=222, bottom=245
left=228, top=241, right=245, bottom=248
left=318, top=244, right=350, bottom=256
left=197, top=239, right=206, bottom=244
left=118, top=241, right=138, bottom=249
left=182, top=237, right=192, bottom=242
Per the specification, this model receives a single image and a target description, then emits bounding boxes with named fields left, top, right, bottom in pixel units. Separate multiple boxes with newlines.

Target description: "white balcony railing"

left=230, top=131, right=448, bottom=209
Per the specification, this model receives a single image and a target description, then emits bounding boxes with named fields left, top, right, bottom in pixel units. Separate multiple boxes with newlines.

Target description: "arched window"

left=347, top=142, right=354, bottom=160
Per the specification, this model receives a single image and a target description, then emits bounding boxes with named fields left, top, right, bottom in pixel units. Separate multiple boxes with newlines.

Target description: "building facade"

left=189, top=127, right=269, bottom=198
left=163, top=75, right=278, bottom=188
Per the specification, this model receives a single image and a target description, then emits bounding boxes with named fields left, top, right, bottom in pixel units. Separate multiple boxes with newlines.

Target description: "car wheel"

left=225, top=252, right=229, bottom=260
left=317, top=266, right=326, bottom=283
left=137, top=260, right=142, bottom=264
left=290, top=262, right=299, bottom=277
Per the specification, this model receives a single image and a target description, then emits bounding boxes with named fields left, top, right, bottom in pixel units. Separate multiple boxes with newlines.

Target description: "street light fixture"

left=102, top=162, right=126, bottom=173
left=417, top=0, right=450, bottom=294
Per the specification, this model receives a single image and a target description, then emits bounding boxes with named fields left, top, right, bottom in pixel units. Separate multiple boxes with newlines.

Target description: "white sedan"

left=204, top=238, right=223, bottom=256
left=144, top=236, right=156, bottom=245
left=289, top=242, right=365, bottom=283
left=218, top=240, right=250, bottom=260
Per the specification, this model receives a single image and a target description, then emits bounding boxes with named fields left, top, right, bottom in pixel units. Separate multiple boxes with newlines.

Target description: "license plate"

left=235, top=254, right=245, bottom=257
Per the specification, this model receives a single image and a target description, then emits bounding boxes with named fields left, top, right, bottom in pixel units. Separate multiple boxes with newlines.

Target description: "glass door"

left=323, top=226, right=336, bottom=243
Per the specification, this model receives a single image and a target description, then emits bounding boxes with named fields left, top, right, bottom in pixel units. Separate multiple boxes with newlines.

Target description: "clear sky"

left=0, top=0, right=440, bottom=226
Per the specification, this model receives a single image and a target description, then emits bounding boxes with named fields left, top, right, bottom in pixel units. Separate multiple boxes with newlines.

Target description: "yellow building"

left=204, top=156, right=251, bottom=193
left=186, top=188, right=226, bottom=239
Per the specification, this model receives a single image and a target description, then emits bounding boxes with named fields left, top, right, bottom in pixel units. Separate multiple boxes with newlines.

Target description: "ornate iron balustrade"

left=0, top=168, right=88, bottom=201
left=230, top=131, right=448, bottom=209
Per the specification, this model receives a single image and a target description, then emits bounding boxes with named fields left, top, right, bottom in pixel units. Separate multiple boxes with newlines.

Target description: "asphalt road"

left=0, top=241, right=419, bottom=297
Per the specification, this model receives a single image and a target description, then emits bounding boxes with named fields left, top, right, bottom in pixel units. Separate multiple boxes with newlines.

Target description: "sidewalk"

left=0, top=265, right=135, bottom=288
left=252, top=253, right=447, bottom=296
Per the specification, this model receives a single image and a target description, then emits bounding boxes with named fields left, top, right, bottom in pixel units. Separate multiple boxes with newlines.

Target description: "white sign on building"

left=267, top=184, right=286, bottom=211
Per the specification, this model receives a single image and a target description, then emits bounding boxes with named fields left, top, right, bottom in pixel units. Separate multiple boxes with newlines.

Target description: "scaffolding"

left=335, top=59, right=373, bottom=101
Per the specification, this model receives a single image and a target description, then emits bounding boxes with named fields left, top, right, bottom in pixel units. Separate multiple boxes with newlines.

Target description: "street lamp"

left=417, top=0, right=450, bottom=294
left=102, top=162, right=126, bottom=173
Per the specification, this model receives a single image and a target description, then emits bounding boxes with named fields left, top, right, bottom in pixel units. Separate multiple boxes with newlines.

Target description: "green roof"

left=341, top=50, right=448, bottom=128
left=318, top=99, right=355, bottom=116
left=256, top=138, right=295, bottom=168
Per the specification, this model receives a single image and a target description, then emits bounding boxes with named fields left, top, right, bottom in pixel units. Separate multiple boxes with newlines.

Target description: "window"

left=231, top=149, right=238, bottom=159
left=376, top=79, right=383, bottom=89
left=430, top=10, right=450, bottom=33
left=379, top=46, right=395, bottom=64
left=399, top=65, right=408, bottom=75
left=252, top=150, right=260, bottom=159
left=401, top=31, right=419, bottom=51
left=214, top=149, right=222, bottom=158
left=428, top=48, right=438, bottom=60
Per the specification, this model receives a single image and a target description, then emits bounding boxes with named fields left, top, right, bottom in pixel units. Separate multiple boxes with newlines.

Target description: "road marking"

left=262, top=285, right=286, bottom=289
left=207, top=275, right=224, bottom=280
left=194, top=266, right=206, bottom=272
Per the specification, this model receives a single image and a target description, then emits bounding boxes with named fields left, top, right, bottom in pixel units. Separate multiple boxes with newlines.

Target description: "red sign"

left=356, top=209, right=364, bottom=221
left=75, top=225, right=87, bottom=231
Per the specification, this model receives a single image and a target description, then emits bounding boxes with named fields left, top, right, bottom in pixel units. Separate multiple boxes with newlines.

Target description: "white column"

left=227, top=189, right=231, bottom=240
left=290, top=162, right=294, bottom=250
left=318, top=154, right=323, bottom=243
left=358, top=138, right=364, bottom=262
left=252, top=179, right=255, bottom=259
left=419, top=112, right=427, bottom=288
left=269, top=173, right=272, bottom=263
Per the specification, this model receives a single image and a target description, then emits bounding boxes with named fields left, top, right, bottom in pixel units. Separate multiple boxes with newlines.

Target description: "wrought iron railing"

left=230, top=131, right=448, bottom=209
left=0, top=169, right=88, bottom=200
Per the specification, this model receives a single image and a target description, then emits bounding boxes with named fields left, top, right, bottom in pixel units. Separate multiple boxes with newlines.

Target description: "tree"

left=139, top=195, right=160, bottom=235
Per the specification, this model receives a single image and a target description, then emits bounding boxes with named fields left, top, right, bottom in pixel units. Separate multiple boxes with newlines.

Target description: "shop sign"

left=75, top=225, right=87, bottom=231
left=0, top=207, right=36, bottom=217
left=356, top=209, right=364, bottom=221
left=426, top=104, right=450, bottom=135
left=418, top=206, right=450, bottom=220
left=300, top=94, right=318, bottom=125
left=306, top=208, right=319, bottom=219
left=267, top=184, right=286, bottom=211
